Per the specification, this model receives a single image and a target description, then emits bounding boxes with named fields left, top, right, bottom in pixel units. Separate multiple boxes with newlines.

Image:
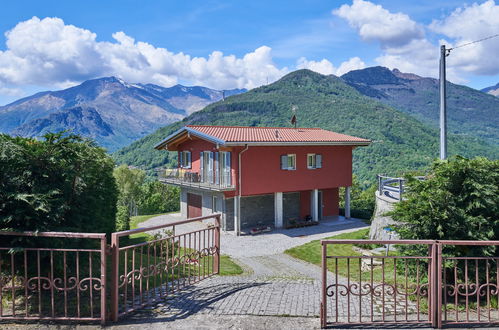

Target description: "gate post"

left=100, top=235, right=107, bottom=325
left=110, top=233, right=119, bottom=322
left=430, top=242, right=443, bottom=328
left=321, top=241, right=327, bottom=328
left=213, top=214, right=221, bottom=274
left=436, top=243, right=443, bottom=328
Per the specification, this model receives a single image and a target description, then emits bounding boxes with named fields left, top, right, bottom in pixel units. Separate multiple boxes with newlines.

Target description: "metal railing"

left=0, top=231, right=107, bottom=325
left=110, top=213, right=221, bottom=321
left=377, top=175, right=425, bottom=201
left=158, top=168, right=234, bottom=191
left=321, top=239, right=499, bottom=328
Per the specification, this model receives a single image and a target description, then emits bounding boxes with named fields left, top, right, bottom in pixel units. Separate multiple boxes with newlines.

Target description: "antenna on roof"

left=291, top=105, right=297, bottom=129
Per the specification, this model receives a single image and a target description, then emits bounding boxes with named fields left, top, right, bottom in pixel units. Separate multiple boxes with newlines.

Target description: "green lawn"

left=285, top=228, right=426, bottom=285
left=219, top=255, right=243, bottom=276
left=128, top=213, right=242, bottom=276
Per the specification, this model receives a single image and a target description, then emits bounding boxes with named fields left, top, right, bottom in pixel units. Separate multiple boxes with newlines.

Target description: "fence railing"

left=321, top=239, right=499, bottom=328
left=0, top=231, right=107, bottom=325
left=110, top=213, right=221, bottom=321
left=377, top=175, right=425, bottom=201
left=158, top=168, right=234, bottom=190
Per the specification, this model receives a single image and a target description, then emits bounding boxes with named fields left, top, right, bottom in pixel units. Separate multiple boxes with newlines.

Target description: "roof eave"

left=224, top=141, right=371, bottom=146
left=154, top=127, right=226, bottom=150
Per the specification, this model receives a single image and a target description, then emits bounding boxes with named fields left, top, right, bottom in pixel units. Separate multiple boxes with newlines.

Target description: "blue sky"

left=0, top=0, right=498, bottom=105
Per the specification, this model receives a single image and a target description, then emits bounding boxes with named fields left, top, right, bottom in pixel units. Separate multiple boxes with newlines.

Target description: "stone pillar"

left=345, top=186, right=351, bottom=219
left=274, top=192, right=283, bottom=228
left=312, top=189, right=319, bottom=222
left=234, top=195, right=241, bottom=235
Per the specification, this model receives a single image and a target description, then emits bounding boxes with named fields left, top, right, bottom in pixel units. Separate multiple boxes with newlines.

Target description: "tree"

left=392, top=156, right=499, bottom=257
left=139, top=181, right=180, bottom=215
left=113, top=165, right=145, bottom=217
left=0, top=133, right=118, bottom=235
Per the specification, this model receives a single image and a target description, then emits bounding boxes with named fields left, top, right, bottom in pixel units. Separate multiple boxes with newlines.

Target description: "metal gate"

left=110, top=214, right=220, bottom=321
left=0, top=231, right=107, bottom=325
left=0, top=213, right=220, bottom=325
left=321, top=239, right=499, bottom=328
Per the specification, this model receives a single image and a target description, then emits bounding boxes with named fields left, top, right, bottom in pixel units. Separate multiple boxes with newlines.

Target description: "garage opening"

left=187, top=193, right=202, bottom=218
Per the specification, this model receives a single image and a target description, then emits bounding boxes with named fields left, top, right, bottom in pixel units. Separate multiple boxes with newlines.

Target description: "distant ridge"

left=342, top=66, right=499, bottom=146
left=482, top=82, right=499, bottom=97
left=0, top=77, right=246, bottom=151
left=114, top=69, right=498, bottom=184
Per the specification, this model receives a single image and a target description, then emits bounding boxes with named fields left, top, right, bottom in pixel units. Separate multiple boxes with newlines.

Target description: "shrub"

left=0, top=133, right=118, bottom=236
left=392, top=156, right=498, bottom=258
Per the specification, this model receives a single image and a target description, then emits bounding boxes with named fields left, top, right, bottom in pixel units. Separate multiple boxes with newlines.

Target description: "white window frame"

left=307, top=153, right=322, bottom=169
left=212, top=195, right=218, bottom=213
left=307, top=154, right=316, bottom=169
left=180, top=151, right=191, bottom=169
left=281, top=154, right=296, bottom=170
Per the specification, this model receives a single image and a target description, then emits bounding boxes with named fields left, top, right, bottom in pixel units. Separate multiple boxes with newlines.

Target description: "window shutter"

left=208, top=152, right=214, bottom=183
left=187, top=151, right=191, bottom=168
left=214, top=152, right=220, bottom=185
left=281, top=155, right=288, bottom=170
left=316, top=154, right=322, bottom=168
left=179, top=151, right=183, bottom=168
left=225, top=152, right=231, bottom=185
left=200, top=152, right=204, bottom=182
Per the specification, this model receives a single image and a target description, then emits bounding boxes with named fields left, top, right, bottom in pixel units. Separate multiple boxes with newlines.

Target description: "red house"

left=155, top=125, right=370, bottom=234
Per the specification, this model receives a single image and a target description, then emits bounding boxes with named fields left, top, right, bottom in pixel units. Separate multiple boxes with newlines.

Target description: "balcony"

left=158, top=168, right=235, bottom=192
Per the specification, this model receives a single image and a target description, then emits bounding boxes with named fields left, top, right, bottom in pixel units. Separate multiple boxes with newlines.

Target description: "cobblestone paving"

left=135, top=216, right=424, bottom=324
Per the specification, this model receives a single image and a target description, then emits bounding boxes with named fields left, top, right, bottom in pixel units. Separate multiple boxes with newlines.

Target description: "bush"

left=0, top=133, right=118, bottom=235
left=392, top=156, right=498, bottom=257
left=116, top=205, right=131, bottom=231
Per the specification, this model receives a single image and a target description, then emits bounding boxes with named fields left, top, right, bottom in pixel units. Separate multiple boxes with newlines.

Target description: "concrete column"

left=312, top=189, right=319, bottom=222
left=274, top=192, right=283, bottom=228
left=345, top=186, right=351, bottom=219
left=234, top=195, right=241, bottom=235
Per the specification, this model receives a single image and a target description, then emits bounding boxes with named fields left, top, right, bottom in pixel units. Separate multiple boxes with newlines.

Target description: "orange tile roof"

left=186, top=125, right=370, bottom=143
left=155, top=125, right=371, bottom=150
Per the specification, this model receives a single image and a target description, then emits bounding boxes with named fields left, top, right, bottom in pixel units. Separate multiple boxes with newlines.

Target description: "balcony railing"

left=158, top=168, right=235, bottom=191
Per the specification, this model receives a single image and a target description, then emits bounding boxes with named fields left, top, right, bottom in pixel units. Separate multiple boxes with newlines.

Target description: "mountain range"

left=482, top=82, right=499, bottom=97
left=113, top=69, right=499, bottom=185
left=342, top=67, right=499, bottom=146
left=0, top=77, right=245, bottom=151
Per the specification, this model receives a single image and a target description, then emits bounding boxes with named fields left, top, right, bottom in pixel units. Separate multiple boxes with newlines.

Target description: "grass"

left=219, top=255, right=243, bottom=276
left=127, top=212, right=243, bottom=276
left=285, top=228, right=426, bottom=285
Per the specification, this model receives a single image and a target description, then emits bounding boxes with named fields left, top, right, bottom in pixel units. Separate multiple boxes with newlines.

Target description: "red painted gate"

left=321, top=239, right=499, bottom=328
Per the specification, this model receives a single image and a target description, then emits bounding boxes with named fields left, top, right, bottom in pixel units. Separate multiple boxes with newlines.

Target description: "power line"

left=448, top=33, right=499, bottom=51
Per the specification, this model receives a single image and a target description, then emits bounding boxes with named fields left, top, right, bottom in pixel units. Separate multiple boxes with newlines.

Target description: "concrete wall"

left=283, top=192, right=300, bottom=226
left=369, top=192, right=400, bottom=240
left=240, top=194, right=275, bottom=230
left=225, top=197, right=234, bottom=232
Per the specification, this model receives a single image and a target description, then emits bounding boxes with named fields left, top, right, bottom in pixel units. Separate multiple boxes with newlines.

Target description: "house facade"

left=154, top=125, right=370, bottom=234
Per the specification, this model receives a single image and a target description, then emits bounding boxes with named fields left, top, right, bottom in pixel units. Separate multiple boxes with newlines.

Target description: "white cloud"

left=429, top=0, right=499, bottom=76
left=296, top=57, right=336, bottom=75
left=333, top=0, right=424, bottom=48
left=336, top=57, right=366, bottom=76
left=334, top=0, right=499, bottom=82
left=0, top=16, right=289, bottom=95
left=296, top=56, right=366, bottom=76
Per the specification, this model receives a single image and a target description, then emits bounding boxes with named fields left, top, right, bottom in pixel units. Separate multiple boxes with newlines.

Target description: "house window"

left=212, top=196, right=218, bottom=213
left=281, top=154, right=296, bottom=170
left=179, top=151, right=191, bottom=168
left=307, top=154, right=322, bottom=169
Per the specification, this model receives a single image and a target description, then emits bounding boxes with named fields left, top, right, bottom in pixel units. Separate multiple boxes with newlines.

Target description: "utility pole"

left=439, top=45, right=449, bottom=160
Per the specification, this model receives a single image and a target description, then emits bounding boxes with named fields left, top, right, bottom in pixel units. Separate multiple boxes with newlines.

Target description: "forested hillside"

left=342, top=67, right=499, bottom=146
left=114, top=70, right=498, bottom=186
